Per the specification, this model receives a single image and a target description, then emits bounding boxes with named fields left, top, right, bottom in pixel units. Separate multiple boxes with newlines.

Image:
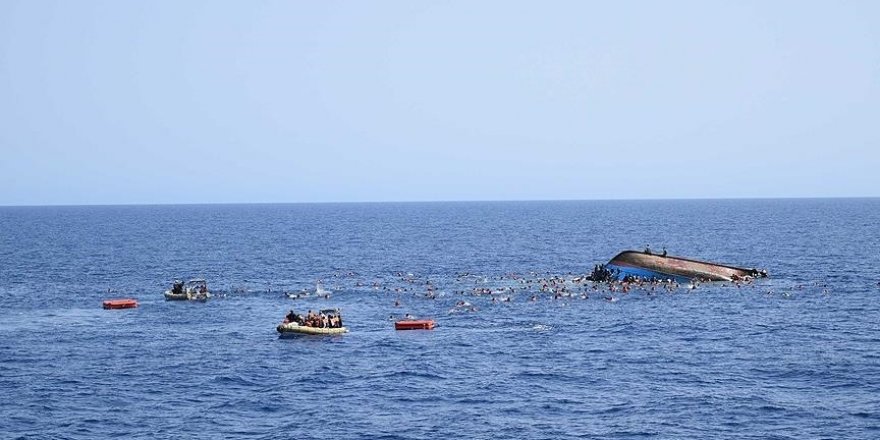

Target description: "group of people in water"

left=284, top=309, right=344, bottom=328
left=586, top=264, right=619, bottom=282
left=270, top=253, right=778, bottom=321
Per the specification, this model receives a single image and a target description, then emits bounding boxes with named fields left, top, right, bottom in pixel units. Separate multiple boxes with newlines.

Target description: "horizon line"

left=1, top=195, right=878, bottom=208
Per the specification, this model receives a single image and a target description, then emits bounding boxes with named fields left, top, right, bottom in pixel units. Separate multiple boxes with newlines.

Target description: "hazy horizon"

left=2, top=1, right=878, bottom=205
left=2, top=195, right=878, bottom=209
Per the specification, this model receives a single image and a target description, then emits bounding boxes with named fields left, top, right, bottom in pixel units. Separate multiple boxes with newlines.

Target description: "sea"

left=1, top=199, right=878, bottom=439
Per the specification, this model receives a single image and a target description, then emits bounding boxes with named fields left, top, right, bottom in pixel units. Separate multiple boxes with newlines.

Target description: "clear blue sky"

left=1, top=1, right=878, bottom=205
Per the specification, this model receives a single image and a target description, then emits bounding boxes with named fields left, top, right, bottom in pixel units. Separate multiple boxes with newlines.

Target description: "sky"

left=1, top=1, right=878, bottom=205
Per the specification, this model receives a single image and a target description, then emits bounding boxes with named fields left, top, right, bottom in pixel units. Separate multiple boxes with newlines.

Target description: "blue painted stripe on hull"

left=605, top=264, right=692, bottom=283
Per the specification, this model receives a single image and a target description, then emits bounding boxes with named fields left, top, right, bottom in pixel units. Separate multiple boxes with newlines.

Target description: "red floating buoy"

left=395, top=319, right=435, bottom=330
left=103, top=298, right=138, bottom=310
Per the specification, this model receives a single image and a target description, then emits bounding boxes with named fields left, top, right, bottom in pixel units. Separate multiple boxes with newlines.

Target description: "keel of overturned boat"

left=594, top=250, right=767, bottom=282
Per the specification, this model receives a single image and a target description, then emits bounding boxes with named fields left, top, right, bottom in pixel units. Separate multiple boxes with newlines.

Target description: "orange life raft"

left=395, top=319, right=435, bottom=330
left=103, top=298, right=138, bottom=310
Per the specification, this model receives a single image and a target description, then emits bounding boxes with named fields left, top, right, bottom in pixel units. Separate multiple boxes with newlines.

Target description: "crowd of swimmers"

left=284, top=309, right=344, bottom=328
left=586, top=264, right=618, bottom=282
left=270, top=258, right=780, bottom=318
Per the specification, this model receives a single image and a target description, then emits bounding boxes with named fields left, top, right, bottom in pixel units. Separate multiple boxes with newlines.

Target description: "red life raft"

left=103, top=298, right=138, bottom=310
left=395, top=319, right=435, bottom=330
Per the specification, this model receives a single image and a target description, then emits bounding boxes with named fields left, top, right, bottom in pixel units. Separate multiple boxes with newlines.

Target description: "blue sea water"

left=1, top=199, right=879, bottom=439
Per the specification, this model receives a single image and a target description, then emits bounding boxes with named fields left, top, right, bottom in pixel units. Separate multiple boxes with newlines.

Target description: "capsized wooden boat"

left=604, top=250, right=767, bottom=282
left=276, top=322, right=348, bottom=336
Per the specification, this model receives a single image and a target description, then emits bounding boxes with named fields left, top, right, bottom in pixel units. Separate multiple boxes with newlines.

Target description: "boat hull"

left=276, top=322, right=348, bottom=337
left=604, top=263, right=693, bottom=283
left=164, top=290, right=211, bottom=301
left=606, top=251, right=764, bottom=282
